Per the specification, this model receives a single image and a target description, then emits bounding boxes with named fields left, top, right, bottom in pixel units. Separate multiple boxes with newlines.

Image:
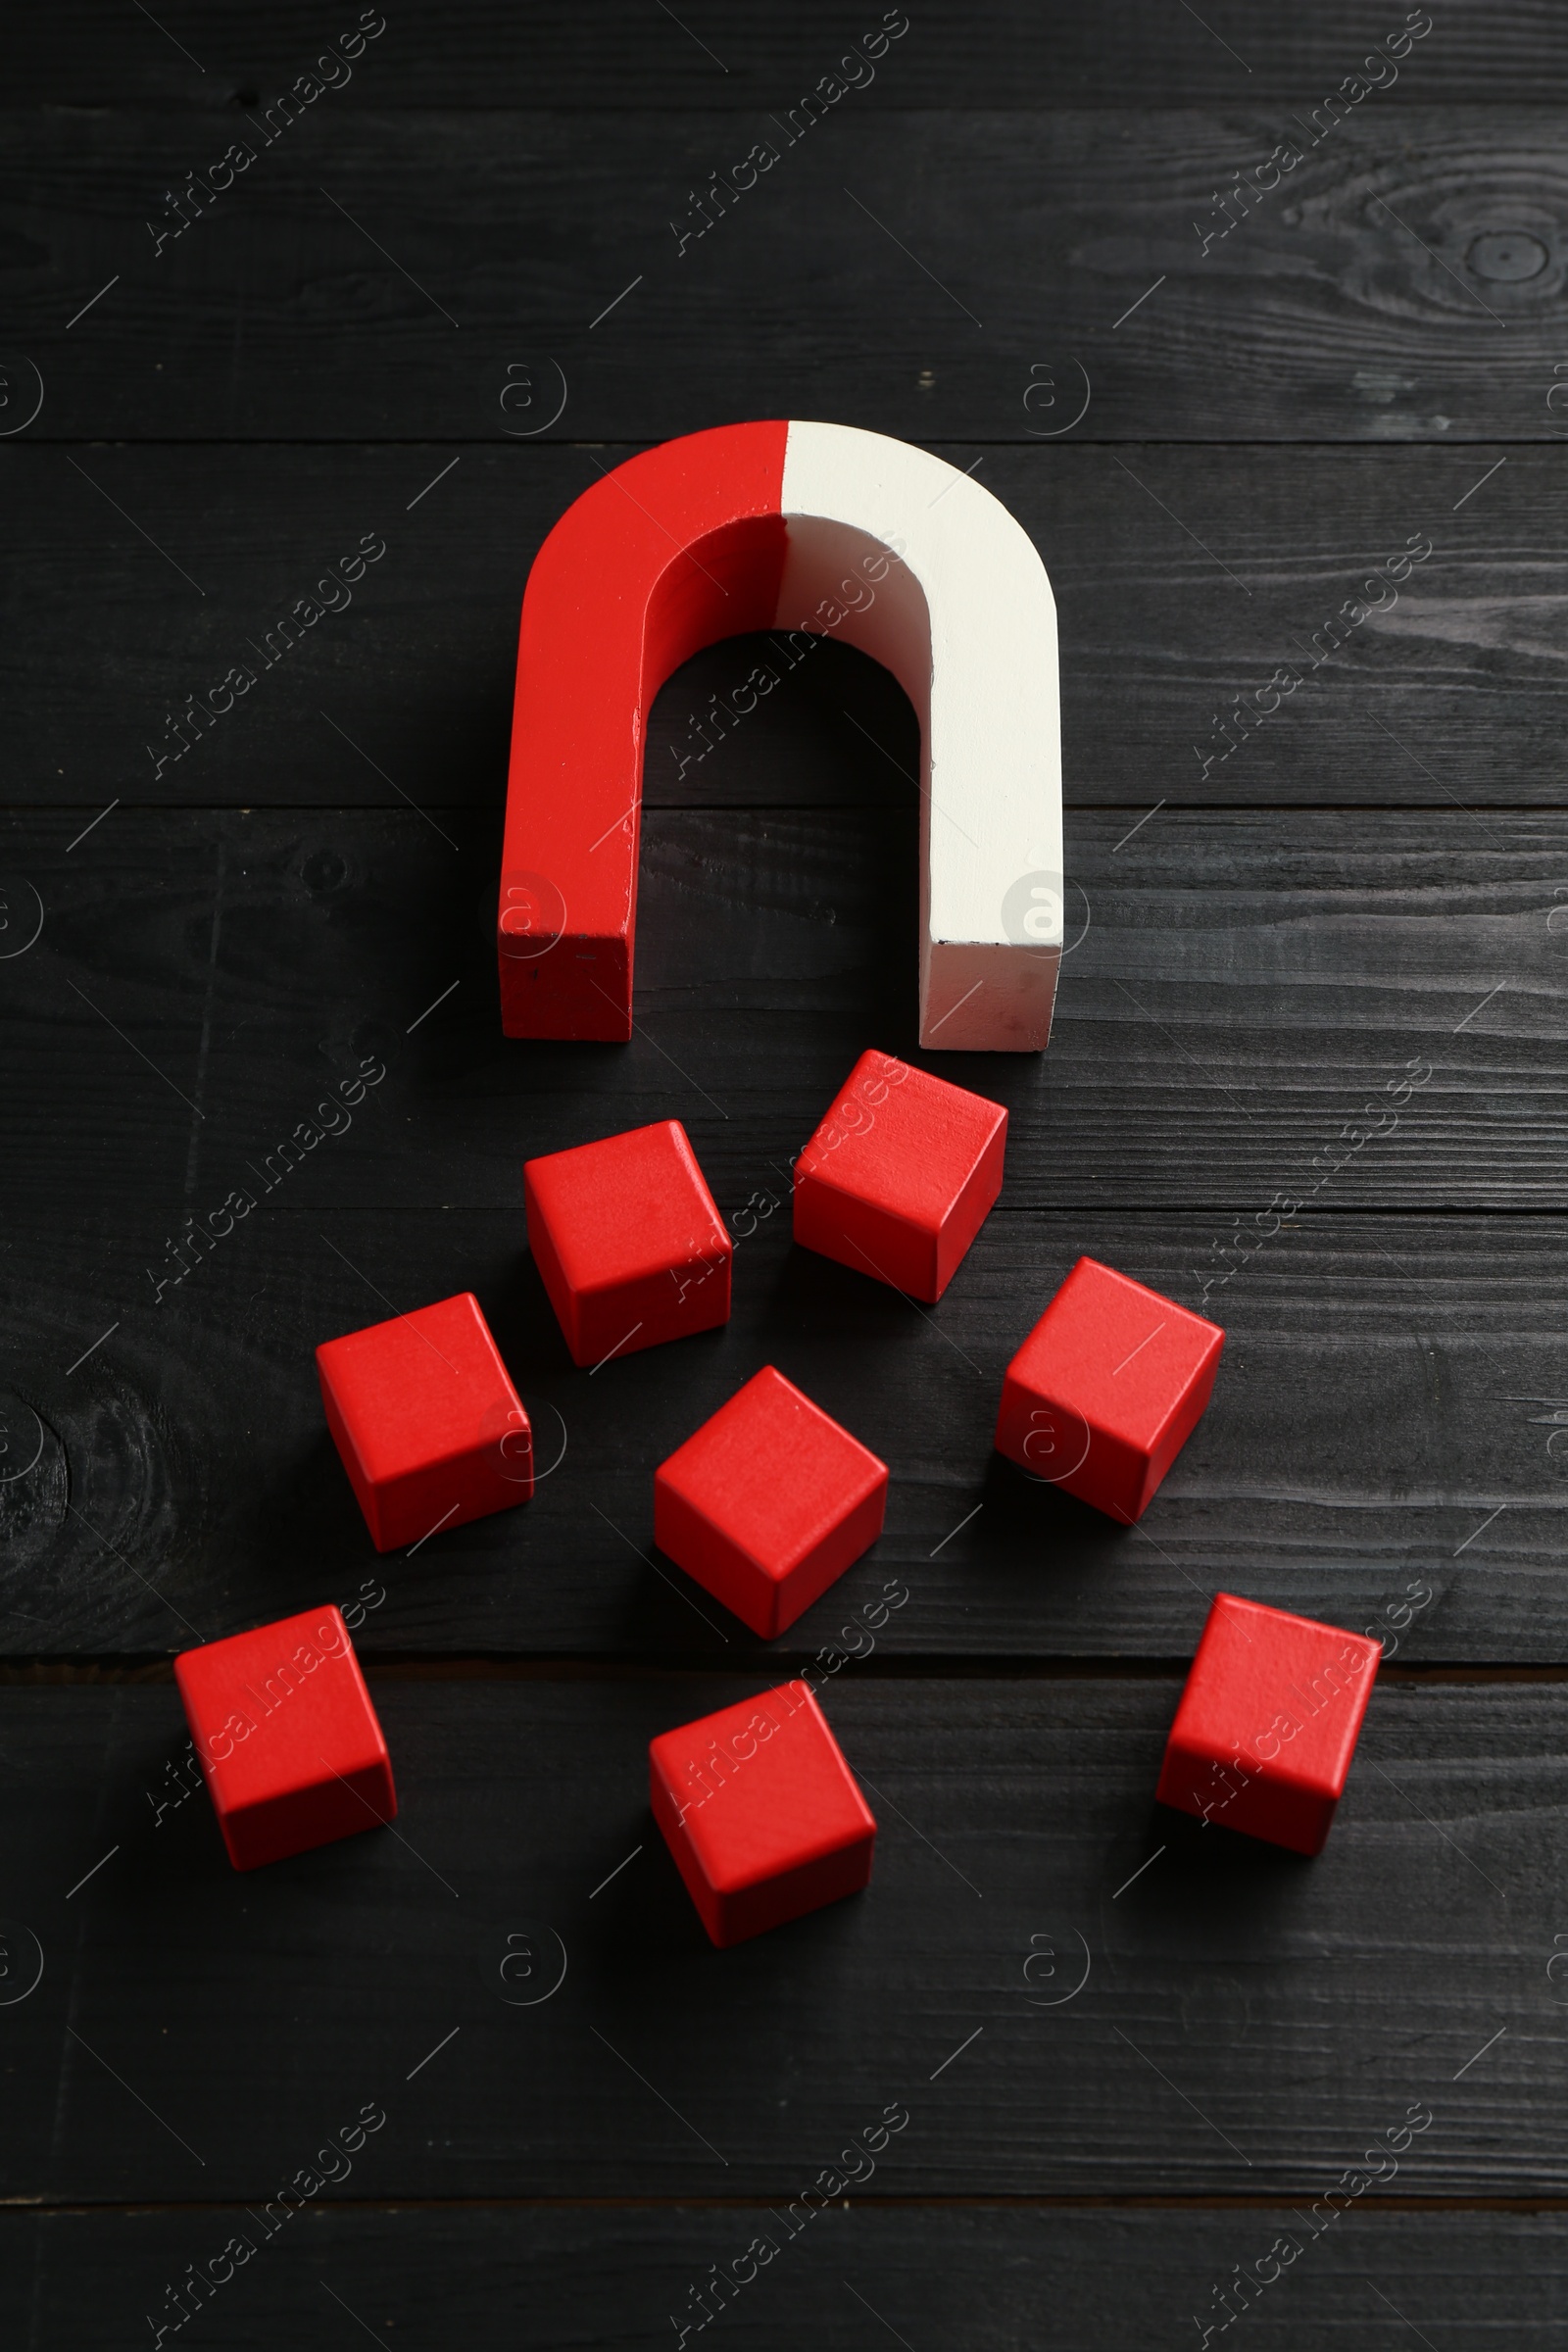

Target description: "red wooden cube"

left=650, top=1680, right=876, bottom=1946
left=523, top=1119, right=731, bottom=1368
left=654, top=1366, right=888, bottom=1638
left=1156, top=1592, right=1381, bottom=1855
left=317, top=1290, right=533, bottom=1553
left=793, top=1048, right=1006, bottom=1303
left=173, top=1605, right=396, bottom=1872
left=994, top=1256, right=1223, bottom=1523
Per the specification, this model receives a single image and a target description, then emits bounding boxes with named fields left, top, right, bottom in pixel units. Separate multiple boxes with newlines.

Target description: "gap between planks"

left=7, top=2191, right=1568, bottom=2215
left=15, top=800, right=1568, bottom=815
left=0, top=1658, right=1565, bottom=1688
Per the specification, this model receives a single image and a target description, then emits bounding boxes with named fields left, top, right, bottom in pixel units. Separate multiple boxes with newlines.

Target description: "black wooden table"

left=5, top=6, right=1567, bottom=2343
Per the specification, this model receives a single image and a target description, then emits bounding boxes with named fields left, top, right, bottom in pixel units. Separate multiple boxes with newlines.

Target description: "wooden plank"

left=11, top=3, right=1568, bottom=109
left=5, top=444, right=1561, bottom=810
left=4, top=799, right=1568, bottom=1657
left=5, top=1199, right=1565, bottom=1660
left=6, top=2204, right=1568, bottom=2348
left=0, top=1677, right=1559, bottom=2201
left=11, top=111, right=1568, bottom=441
left=3, top=804, right=1563, bottom=1214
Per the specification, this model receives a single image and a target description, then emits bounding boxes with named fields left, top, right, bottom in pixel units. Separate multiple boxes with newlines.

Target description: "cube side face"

left=651, top=1748, right=875, bottom=1949
left=656, top=1473, right=888, bottom=1641
left=317, top=1364, right=388, bottom=1546
left=174, top=1608, right=397, bottom=1871
left=1055, top=1427, right=1150, bottom=1524
left=368, top=1440, right=535, bottom=1553
left=1154, top=1731, right=1226, bottom=1829
left=522, top=1166, right=585, bottom=1360
left=994, top=1361, right=1061, bottom=1475
left=654, top=1473, right=780, bottom=1638
left=1232, top=1772, right=1338, bottom=1858
left=649, top=1683, right=876, bottom=1944
left=1153, top=1732, right=1336, bottom=1856
left=1135, top=1347, right=1223, bottom=1516
left=995, top=1362, right=1147, bottom=1522
left=220, top=1756, right=398, bottom=1872
left=769, top=1480, right=887, bottom=1635
left=793, top=1168, right=938, bottom=1298
left=574, top=1244, right=732, bottom=1364
left=649, top=1751, right=727, bottom=1942
left=713, top=1822, right=875, bottom=1945
left=933, top=1110, right=1008, bottom=1298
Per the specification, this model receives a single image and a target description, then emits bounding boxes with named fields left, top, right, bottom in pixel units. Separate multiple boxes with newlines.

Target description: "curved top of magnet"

left=498, top=418, right=1061, bottom=1052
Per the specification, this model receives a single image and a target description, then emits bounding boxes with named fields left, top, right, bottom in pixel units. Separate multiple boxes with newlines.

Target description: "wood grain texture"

left=7, top=2, right=1568, bottom=2314
left=12, top=3, right=1568, bottom=109
left=10, top=111, right=1568, bottom=440
left=2, top=1202, right=1566, bottom=1661
left=0, top=1678, right=1556, bottom=2203
left=3, top=805, right=1564, bottom=1216
left=6, top=2205, right=1568, bottom=2349
left=6, top=444, right=1563, bottom=810
left=3, top=796, right=1567, bottom=1658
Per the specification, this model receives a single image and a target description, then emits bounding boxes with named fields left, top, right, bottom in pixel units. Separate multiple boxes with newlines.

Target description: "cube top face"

left=1013, top=1256, right=1223, bottom=1457
left=315, top=1291, right=525, bottom=1488
left=173, top=1606, right=388, bottom=1818
left=796, top=1050, right=1006, bottom=1235
left=650, top=1681, right=876, bottom=1897
left=658, top=1367, right=887, bottom=1588
left=1173, top=1593, right=1381, bottom=1809
left=523, top=1119, right=730, bottom=1297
